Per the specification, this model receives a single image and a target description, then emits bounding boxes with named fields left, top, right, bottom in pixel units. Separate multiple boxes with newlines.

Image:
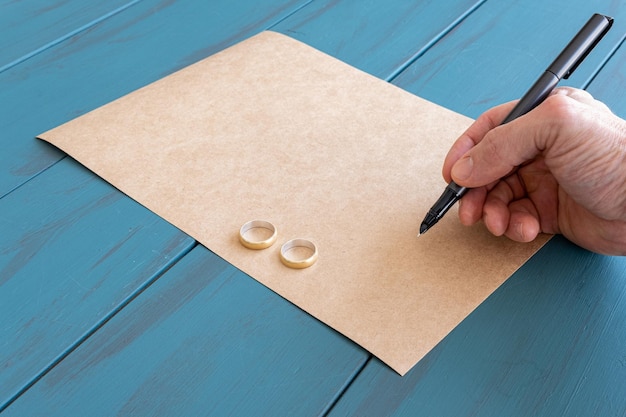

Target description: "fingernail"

left=452, top=156, right=473, bottom=181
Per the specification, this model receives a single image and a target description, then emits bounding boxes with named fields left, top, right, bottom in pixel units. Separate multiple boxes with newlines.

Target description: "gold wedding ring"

left=280, top=238, right=318, bottom=269
left=239, top=220, right=278, bottom=250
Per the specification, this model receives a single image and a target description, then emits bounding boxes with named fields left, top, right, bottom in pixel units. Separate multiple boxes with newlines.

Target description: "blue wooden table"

left=2, top=1, right=626, bottom=416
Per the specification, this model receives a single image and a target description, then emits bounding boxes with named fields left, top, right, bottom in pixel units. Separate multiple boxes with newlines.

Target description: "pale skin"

left=443, top=87, right=626, bottom=256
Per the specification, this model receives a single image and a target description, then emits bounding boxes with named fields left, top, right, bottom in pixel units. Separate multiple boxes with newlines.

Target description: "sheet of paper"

left=39, top=31, right=549, bottom=375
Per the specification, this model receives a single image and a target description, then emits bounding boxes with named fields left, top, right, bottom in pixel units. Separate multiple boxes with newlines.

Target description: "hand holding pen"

left=418, top=14, right=626, bottom=255
left=442, top=87, right=626, bottom=256
left=420, top=14, right=619, bottom=250
left=419, top=13, right=613, bottom=235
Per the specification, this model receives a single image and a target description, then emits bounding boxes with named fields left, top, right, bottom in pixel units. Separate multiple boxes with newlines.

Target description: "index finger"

left=442, top=100, right=519, bottom=183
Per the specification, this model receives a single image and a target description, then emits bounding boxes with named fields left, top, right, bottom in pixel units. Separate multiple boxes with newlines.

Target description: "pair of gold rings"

left=238, top=220, right=318, bottom=269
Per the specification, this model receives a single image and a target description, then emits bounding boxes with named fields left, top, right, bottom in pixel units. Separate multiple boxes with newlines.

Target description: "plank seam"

left=268, top=0, right=315, bottom=29
left=0, top=0, right=315, bottom=202
left=0, top=156, right=66, bottom=201
left=385, top=0, right=489, bottom=83
left=582, top=33, right=626, bottom=90
left=0, top=0, right=144, bottom=75
left=0, top=241, right=197, bottom=414
left=320, top=356, right=373, bottom=417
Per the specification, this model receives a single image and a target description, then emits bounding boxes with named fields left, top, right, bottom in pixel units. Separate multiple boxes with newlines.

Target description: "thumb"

left=450, top=114, right=546, bottom=188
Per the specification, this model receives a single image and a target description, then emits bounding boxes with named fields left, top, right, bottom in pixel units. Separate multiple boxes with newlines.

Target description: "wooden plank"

left=330, top=1, right=626, bottom=415
left=0, top=158, right=195, bottom=410
left=393, top=0, right=626, bottom=118
left=1, top=246, right=368, bottom=416
left=271, top=0, right=485, bottom=79
left=330, top=238, right=626, bottom=416
left=0, top=0, right=312, bottom=199
left=0, top=0, right=492, bottom=411
left=0, top=0, right=623, bottom=413
left=587, top=38, right=626, bottom=118
left=1, top=0, right=371, bottom=412
left=0, top=0, right=136, bottom=71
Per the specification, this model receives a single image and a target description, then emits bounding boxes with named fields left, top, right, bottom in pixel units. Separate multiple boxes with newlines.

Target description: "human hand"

left=443, top=87, right=626, bottom=256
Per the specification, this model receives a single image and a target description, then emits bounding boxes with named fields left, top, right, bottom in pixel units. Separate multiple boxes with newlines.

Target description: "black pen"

left=419, top=13, right=613, bottom=236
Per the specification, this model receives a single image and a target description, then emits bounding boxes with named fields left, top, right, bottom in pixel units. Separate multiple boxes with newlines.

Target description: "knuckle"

left=543, top=94, right=578, bottom=122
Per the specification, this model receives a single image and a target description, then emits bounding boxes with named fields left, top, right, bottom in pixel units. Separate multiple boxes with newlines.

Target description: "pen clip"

left=562, top=14, right=613, bottom=79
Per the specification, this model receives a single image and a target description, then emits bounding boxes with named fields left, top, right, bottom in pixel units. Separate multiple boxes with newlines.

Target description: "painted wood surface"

left=0, top=0, right=369, bottom=414
left=0, top=0, right=312, bottom=199
left=1, top=0, right=484, bottom=413
left=0, top=158, right=195, bottom=410
left=329, top=1, right=626, bottom=415
left=587, top=36, right=626, bottom=118
left=1, top=0, right=626, bottom=416
left=330, top=237, right=626, bottom=416
left=2, top=246, right=368, bottom=416
left=0, top=0, right=136, bottom=72
left=271, top=0, right=485, bottom=80
left=393, top=0, right=626, bottom=118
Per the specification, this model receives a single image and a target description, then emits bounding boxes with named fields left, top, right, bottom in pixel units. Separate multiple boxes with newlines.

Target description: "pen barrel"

left=420, top=13, right=613, bottom=233
left=548, top=13, right=613, bottom=79
left=501, top=71, right=559, bottom=124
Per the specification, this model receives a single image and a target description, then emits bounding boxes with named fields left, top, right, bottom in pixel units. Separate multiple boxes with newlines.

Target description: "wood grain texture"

left=393, top=0, right=626, bottom=118
left=2, top=246, right=368, bottom=416
left=330, top=237, right=626, bottom=417
left=587, top=38, right=626, bottom=118
left=3, top=0, right=626, bottom=415
left=0, top=0, right=312, bottom=199
left=271, top=0, right=485, bottom=79
left=329, top=1, right=626, bottom=415
left=0, top=158, right=195, bottom=410
left=1, top=0, right=370, bottom=413
left=0, top=0, right=135, bottom=71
